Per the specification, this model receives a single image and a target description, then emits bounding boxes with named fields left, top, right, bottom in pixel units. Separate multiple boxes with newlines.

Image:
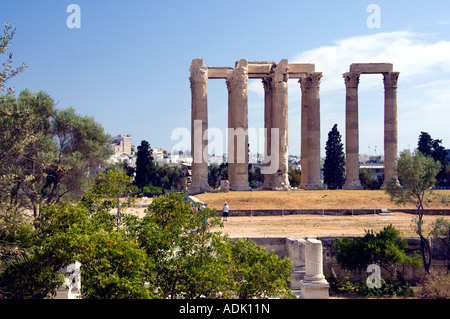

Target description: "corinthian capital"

left=226, top=60, right=248, bottom=92
left=300, top=72, right=323, bottom=92
left=262, top=76, right=272, bottom=92
left=383, top=72, right=400, bottom=88
left=189, top=59, right=208, bottom=84
left=270, top=59, right=289, bottom=87
left=343, top=72, right=360, bottom=88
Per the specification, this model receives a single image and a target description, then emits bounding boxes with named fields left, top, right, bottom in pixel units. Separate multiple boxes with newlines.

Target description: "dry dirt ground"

left=196, top=190, right=450, bottom=237
left=210, top=213, right=449, bottom=237
left=124, top=190, right=450, bottom=238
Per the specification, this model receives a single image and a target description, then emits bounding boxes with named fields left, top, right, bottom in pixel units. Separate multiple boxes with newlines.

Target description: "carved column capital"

left=189, top=59, right=208, bottom=85
left=270, top=59, right=289, bottom=88
left=300, top=72, right=323, bottom=93
left=343, top=72, right=360, bottom=88
left=262, top=76, right=272, bottom=92
left=226, top=62, right=248, bottom=93
left=383, top=72, right=400, bottom=89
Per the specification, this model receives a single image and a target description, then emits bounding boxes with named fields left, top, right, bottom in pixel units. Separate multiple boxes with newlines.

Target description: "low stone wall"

left=237, top=236, right=449, bottom=284
left=320, top=236, right=449, bottom=283
left=221, top=208, right=450, bottom=216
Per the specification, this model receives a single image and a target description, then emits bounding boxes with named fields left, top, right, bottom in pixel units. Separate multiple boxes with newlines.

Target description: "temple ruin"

left=189, top=59, right=399, bottom=194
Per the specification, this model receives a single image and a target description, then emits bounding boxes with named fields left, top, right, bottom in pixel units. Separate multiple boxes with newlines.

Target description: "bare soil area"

left=120, top=190, right=450, bottom=238
left=211, top=213, right=450, bottom=237
left=195, top=190, right=450, bottom=238
left=195, top=190, right=449, bottom=211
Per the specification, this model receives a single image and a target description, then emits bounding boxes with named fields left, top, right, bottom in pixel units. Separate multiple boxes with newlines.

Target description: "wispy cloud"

left=290, top=31, right=450, bottom=93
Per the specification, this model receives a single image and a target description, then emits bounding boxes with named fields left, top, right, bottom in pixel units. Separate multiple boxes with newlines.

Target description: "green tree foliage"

left=430, top=217, right=450, bottom=271
left=323, top=124, right=345, bottom=189
left=1, top=90, right=112, bottom=225
left=417, top=131, right=448, bottom=187
left=135, top=140, right=155, bottom=190
left=385, top=152, right=441, bottom=273
left=248, top=164, right=264, bottom=189
left=229, top=239, right=294, bottom=299
left=333, top=225, right=421, bottom=280
left=288, top=166, right=301, bottom=188
left=152, top=164, right=184, bottom=191
left=81, top=167, right=136, bottom=225
left=1, top=183, right=294, bottom=299
left=208, top=163, right=228, bottom=189
left=359, top=168, right=382, bottom=190
left=0, top=23, right=26, bottom=95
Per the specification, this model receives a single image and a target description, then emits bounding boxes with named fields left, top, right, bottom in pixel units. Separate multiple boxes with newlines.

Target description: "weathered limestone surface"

left=342, top=65, right=399, bottom=190
left=300, top=238, right=329, bottom=299
left=342, top=72, right=363, bottom=190
left=299, top=77, right=308, bottom=189
left=382, top=72, right=400, bottom=188
left=189, top=59, right=211, bottom=195
left=350, top=63, right=393, bottom=73
left=262, top=76, right=274, bottom=190
left=303, top=73, right=323, bottom=190
left=227, top=59, right=251, bottom=191
left=269, top=60, right=290, bottom=190
left=190, top=59, right=399, bottom=194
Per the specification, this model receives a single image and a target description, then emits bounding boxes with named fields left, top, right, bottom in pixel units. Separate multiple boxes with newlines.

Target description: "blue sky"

left=2, top=0, right=450, bottom=157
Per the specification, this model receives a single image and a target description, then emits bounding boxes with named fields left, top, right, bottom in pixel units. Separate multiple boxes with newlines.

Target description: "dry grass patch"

left=197, top=190, right=450, bottom=238
left=195, top=190, right=450, bottom=211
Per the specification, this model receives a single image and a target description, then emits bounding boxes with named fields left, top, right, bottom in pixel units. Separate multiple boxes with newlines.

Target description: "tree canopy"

left=385, top=151, right=442, bottom=273
left=417, top=131, right=448, bottom=187
left=323, top=124, right=345, bottom=189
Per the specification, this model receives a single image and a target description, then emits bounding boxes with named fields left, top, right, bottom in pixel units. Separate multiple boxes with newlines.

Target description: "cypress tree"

left=135, top=140, right=154, bottom=190
left=323, top=124, right=345, bottom=189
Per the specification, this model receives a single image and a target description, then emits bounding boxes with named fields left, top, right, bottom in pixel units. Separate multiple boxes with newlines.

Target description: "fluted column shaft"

left=343, top=72, right=363, bottom=190
left=269, top=60, right=290, bottom=189
left=190, top=59, right=211, bottom=194
left=303, top=72, right=323, bottom=190
left=227, top=59, right=250, bottom=191
left=382, top=72, right=400, bottom=187
left=262, top=76, right=274, bottom=189
left=299, top=77, right=308, bottom=189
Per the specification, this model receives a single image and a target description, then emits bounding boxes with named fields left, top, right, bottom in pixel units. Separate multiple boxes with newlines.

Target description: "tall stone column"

left=299, top=77, right=308, bottom=189
left=300, top=238, right=329, bottom=299
left=382, top=72, right=400, bottom=188
left=226, top=59, right=250, bottom=191
left=269, top=60, right=290, bottom=189
left=303, top=72, right=323, bottom=190
left=189, top=59, right=211, bottom=194
left=342, top=72, right=363, bottom=190
left=262, top=76, right=274, bottom=189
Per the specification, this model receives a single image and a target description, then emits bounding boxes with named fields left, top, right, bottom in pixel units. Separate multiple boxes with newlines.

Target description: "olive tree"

left=385, top=152, right=441, bottom=273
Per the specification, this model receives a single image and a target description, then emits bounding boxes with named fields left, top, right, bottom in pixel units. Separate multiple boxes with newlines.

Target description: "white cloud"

left=291, top=31, right=450, bottom=93
left=246, top=31, right=450, bottom=155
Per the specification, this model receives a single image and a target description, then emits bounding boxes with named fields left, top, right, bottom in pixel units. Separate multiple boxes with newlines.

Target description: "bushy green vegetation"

left=0, top=170, right=295, bottom=299
left=331, top=225, right=421, bottom=298
left=330, top=278, right=416, bottom=298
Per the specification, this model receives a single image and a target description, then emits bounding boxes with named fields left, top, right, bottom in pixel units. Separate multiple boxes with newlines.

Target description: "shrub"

left=416, top=270, right=450, bottom=299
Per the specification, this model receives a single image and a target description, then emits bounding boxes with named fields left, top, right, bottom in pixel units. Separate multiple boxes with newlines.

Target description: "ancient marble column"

left=342, top=72, right=363, bottom=190
left=189, top=59, right=211, bottom=194
left=299, top=77, right=308, bottom=189
left=226, top=59, right=250, bottom=191
left=382, top=72, right=400, bottom=188
left=300, top=238, right=329, bottom=299
left=303, top=72, right=323, bottom=190
left=269, top=60, right=290, bottom=189
left=262, top=76, right=274, bottom=189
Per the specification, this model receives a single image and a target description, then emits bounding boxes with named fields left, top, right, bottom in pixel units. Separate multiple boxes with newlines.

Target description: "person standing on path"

left=222, top=202, right=229, bottom=221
